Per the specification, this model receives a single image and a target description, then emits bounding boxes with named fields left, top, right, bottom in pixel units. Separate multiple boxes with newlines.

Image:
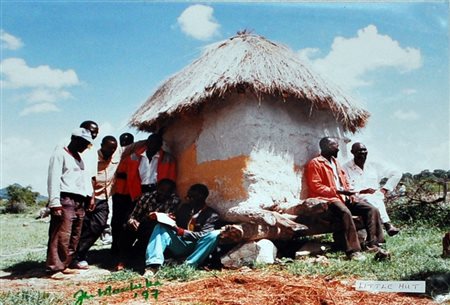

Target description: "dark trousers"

left=111, top=194, right=135, bottom=255
left=118, top=219, right=156, bottom=262
left=46, top=194, right=85, bottom=272
left=76, top=199, right=109, bottom=261
left=329, top=200, right=384, bottom=254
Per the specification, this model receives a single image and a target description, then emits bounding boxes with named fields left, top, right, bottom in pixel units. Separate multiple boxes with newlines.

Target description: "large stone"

left=221, top=239, right=277, bottom=269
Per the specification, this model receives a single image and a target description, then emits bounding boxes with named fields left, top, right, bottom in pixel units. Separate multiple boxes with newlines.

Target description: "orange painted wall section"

left=176, top=143, right=249, bottom=202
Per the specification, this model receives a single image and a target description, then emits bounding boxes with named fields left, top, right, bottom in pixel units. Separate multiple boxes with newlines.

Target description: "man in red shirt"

left=305, top=137, right=385, bottom=260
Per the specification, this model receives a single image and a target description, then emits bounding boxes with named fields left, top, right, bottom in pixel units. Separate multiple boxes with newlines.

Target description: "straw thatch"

left=130, top=33, right=369, bottom=133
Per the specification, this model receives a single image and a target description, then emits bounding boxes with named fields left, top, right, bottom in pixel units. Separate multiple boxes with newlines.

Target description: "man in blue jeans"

left=144, top=184, right=222, bottom=276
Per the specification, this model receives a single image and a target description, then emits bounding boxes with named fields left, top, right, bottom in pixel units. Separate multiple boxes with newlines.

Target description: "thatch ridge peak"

left=130, top=33, right=369, bottom=133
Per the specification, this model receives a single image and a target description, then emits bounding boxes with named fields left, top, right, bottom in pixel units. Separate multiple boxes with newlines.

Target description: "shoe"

left=347, top=251, right=366, bottom=261
left=74, top=260, right=89, bottom=270
left=365, top=245, right=381, bottom=253
left=61, top=268, right=79, bottom=275
left=115, top=262, right=125, bottom=271
left=143, top=265, right=160, bottom=277
left=374, top=248, right=391, bottom=261
left=384, top=223, right=400, bottom=236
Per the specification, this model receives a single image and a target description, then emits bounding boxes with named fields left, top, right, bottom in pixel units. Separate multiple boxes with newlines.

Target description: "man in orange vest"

left=305, top=137, right=385, bottom=261
left=111, top=133, right=176, bottom=255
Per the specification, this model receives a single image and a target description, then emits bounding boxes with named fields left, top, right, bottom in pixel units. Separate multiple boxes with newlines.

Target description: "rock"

left=221, top=239, right=277, bottom=269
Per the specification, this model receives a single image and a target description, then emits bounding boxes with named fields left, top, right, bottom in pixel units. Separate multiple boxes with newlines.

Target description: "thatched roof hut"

left=129, top=33, right=369, bottom=222
left=130, top=33, right=368, bottom=133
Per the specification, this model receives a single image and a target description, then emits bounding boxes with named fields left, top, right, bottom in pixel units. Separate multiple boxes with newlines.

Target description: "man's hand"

left=359, top=188, right=376, bottom=194
left=337, top=189, right=356, bottom=196
left=128, top=219, right=140, bottom=231
left=87, top=197, right=96, bottom=212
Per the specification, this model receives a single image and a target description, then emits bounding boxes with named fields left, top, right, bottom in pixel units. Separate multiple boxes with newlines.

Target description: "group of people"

left=306, top=137, right=401, bottom=260
left=45, top=121, right=401, bottom=277
left=45, top=122, right=222, bottom=277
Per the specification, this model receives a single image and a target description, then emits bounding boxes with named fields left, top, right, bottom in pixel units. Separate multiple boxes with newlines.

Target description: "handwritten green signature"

left=73, top=278, right=161, bottom=305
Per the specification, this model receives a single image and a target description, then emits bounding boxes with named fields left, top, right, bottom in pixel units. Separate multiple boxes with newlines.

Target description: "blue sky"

left=1, top=1, right=449, bottom=194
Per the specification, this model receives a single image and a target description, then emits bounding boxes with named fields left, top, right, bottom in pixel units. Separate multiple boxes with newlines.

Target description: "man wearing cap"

left=46, top=128, right=93, bottom=276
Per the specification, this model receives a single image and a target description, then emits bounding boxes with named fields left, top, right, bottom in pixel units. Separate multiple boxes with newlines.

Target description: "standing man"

left=111, top=133, right=176, bottom=255
left=305, top=137, right=385, bottom=260
left=119, top=132, right=134, bottom=148
left=46, top=128, right=93, bottom=275
left=73, top=136, right=120, bottom=268
left=343, top=142, right=401, bottom=236
left=144, top=184, right=222, bottom=276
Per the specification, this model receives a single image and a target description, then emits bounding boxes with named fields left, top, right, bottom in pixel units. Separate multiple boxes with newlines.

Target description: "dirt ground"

left=0, top=265, right=439, bottom=305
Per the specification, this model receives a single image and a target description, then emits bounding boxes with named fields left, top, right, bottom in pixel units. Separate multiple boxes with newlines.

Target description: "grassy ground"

left=0, top=211, right=449, bottom=304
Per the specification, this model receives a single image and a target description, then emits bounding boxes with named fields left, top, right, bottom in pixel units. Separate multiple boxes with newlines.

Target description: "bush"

left=4, top=201, right=27, bottom=214
left=2, top=184, right=40, bottom=214
left=388, top=197, right=450, bottom=228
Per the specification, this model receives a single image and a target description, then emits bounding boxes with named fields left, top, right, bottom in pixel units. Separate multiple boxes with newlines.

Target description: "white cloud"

left=402, top=88, right=417, bottom=95
left=1, top=136, right=50, bottom=194
left=0, top=30, right=23, bottom=50
left=1, top=57, right=79, bottom=89
left=299, top=25, right=422, bottom=91
left=20, top=103, right=60, bottom=116
left=177, top=5, right=220, bottom=40
left=393, top=109, right=420, bottom=121
left=26, top=88, right=73, bottom=104
left=1, top=57, right=80, bottom=115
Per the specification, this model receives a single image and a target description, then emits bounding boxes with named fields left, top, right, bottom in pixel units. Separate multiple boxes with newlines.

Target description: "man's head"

left=80, top=120, right=99, bottom=140
left=70, top=128, right=93, bottom=153
left=146, top=133, right=163, bottom=156
left=156, top=179, right=176, bottom=201
left=319, top=137, right=339, bottom=158
left=119, top=133, right=134, bottom=147
left=100, top=136, right=118, bottom=160
left=351, top=142, right=368, bottom=166
left=186, top=184, right=209, bottom=209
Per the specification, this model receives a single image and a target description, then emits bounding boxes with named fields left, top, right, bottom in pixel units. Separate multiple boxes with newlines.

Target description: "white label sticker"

left=355, top=281, right=426, bottom=293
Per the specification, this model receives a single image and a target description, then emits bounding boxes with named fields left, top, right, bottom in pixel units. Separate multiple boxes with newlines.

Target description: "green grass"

left=102, top=269, right=141, bottom=282
left=284, top=226, right=450, bottom=281
left=156, top=264, right=204, bottom=282
left=0, top=213, right=48, bottom=270
left=0, top=289, right=68, bottom=305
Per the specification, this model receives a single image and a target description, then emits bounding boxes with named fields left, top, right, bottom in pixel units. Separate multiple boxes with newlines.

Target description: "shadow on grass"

left=403, top=270, right=450, bottom=297
left=0, top=248, right=132, bottom=280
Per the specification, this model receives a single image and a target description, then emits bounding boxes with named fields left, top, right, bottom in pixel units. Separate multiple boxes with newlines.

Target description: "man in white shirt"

left=46, top=128, right=93, bottom=275
left=343, top=142, right=401, bottom=236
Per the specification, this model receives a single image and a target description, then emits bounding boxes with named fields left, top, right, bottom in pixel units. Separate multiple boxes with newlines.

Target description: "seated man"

left=116, top=178, right=180, bottom=270
left=343, top=142, right=400, bottom=236
left=144, top=184, right=221, bottom=276
left=305, top=137, right=385, bottom=261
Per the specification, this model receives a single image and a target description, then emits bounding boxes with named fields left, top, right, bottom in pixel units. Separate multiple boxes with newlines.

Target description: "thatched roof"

left=130, top=33, right=369, bottom=133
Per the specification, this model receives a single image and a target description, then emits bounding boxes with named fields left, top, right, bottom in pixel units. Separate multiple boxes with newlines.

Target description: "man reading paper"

left=143, top=184, right=222, bottom=276
left=115, top=179, right=180, bottom=270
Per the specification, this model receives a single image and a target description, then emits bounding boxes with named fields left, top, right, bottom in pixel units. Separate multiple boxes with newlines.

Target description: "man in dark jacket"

left=144, top=184, right=221, bottom=275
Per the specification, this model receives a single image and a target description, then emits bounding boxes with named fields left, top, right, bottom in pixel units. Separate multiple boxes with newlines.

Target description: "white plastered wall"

left=165, top=93, right=350, bottom=214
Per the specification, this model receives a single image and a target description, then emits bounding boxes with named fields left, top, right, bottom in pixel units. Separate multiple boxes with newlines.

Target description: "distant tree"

left=4, top=184, right=39, bottom=213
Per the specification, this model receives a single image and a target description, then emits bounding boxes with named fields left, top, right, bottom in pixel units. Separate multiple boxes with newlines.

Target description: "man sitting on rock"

left=305, top=137, right=385, bottom=261
left=116, top=178, right=180, bottom=271
left=343, top=142, right=401, bottom=236
left=143, top=184, right=222, bottom=276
